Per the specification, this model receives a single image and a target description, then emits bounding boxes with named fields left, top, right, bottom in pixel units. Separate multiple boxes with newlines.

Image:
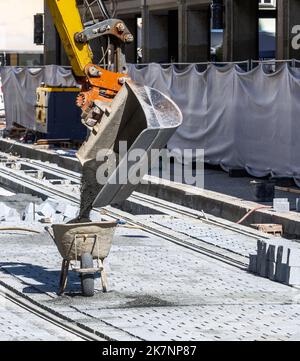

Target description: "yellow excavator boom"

left=46, top=0, right=93, bottom=77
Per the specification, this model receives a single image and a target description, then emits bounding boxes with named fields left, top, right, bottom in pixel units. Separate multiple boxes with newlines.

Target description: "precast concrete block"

left=276, top=245, right=289, bottom=265
left=286, top=266, right=300, bottom=286
left=248, top=254, right=257, bottom=274
left=287, top=248, right=300, bottom=267
left=278, top=263, right=290, bottom=284
left=267, top=244, right=277, bottom=262
left=5, top=208, right=22, bottom=222
left=25, top=202, right=35, bottom=215
left=256, top=240, right=262, bottom=275
left=52, top=213, right=64, bottom=224
left=37, top=201, right=57, bottom=218
left=55, top=201, right=68, bottom=214
left=64, top=204, right=79, bottom=219
left=0, top=201, right=22, bottom=221
left=268, top=261, right=276, bottom=281
left=0, top=202, right=14, bottom=220
left=257, top=240, right=268, bottom=277
left=275, top=263, right=282, bottom=282
left=23, top=202, right=42, bottom=222
left=45, top=198, right=59, bottom=210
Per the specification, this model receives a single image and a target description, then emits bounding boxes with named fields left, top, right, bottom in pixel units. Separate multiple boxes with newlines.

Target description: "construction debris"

left=0, top=194, right=80, bottom=224
left=251, top=224, right=283, bottom=237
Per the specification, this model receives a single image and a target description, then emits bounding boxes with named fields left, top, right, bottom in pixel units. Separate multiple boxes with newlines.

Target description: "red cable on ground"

left=237, top=206, right=272, bottom=225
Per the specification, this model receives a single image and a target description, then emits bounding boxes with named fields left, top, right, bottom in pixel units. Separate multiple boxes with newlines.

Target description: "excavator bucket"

left=76, top=80, right=182, bottom=215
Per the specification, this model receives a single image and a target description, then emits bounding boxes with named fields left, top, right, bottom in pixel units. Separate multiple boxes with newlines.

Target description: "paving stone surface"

left=0, top=291, right=81, bottom=341
left=147, top=215, right=300, bottom=257
left=0, top=218, right=300, bottom=341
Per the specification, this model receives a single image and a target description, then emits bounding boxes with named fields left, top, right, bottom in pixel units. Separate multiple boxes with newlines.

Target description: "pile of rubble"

left=0, top=194, right=81, bottom=224
left=249, top=240, right=300, bottom=287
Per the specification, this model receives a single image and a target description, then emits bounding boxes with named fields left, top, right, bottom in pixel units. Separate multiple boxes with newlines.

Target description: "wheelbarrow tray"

left=52, top=221, right=116, bottom=261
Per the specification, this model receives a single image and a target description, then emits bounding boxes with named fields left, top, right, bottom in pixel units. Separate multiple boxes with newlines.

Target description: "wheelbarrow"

left=46, top=221, right=117, bottom=297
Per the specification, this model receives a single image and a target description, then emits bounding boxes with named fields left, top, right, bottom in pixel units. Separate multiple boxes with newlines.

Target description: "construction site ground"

left=0, top=141, right=300, bottom=340
left=0, top=213, right=300, bottom=341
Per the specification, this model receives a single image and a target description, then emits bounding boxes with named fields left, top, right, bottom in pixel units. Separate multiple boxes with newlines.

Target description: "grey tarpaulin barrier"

left=128, top=63, right=300, bottom=183
left=0, top=65, right=78, bottom=130
left=2, top=63, right=300, bottom=182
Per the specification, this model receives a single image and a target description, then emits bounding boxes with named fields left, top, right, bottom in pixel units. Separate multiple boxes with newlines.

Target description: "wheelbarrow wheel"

left=80, top=253, right=94, bottom=297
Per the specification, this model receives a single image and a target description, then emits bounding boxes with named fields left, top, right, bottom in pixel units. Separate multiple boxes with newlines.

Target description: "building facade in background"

left=0, top=0, right=44, bottom=66
left=259, top=0, right=276, bottom=8
left=43, top=0, right=300, bottom=66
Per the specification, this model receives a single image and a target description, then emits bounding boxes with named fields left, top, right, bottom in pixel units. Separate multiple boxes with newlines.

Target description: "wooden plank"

left=275, top=186, right=300, bottom=195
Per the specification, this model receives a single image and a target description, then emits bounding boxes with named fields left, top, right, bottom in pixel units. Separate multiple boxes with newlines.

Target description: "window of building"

left=259, top=0, right=276, bottom=8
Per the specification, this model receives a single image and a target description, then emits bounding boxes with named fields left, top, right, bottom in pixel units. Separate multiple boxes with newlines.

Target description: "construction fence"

left=1, top=60, right=300, bottom=182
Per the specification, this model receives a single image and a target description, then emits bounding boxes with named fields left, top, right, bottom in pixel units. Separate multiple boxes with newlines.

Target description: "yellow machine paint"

left=46, top=0, right=93, bottom=77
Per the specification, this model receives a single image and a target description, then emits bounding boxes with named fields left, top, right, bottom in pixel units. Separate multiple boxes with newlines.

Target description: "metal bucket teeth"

left=76, top=80, right=182, bottom=213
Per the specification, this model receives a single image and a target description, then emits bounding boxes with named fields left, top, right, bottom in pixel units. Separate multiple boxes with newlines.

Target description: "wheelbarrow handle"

left=45, top=226, right=55, bottom=242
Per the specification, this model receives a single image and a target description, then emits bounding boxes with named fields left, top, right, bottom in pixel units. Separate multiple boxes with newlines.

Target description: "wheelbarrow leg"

left=100, top=269, right=108, bottom=293
left=58, top=259, right=70, bottom=295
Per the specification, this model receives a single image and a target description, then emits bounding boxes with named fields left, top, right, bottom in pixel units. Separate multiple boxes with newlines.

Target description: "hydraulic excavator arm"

left=46, top=0, right=93, bottom=77
left=46, top=0, right=132, bottom=128
left=46, top=0, right=182, bottom=219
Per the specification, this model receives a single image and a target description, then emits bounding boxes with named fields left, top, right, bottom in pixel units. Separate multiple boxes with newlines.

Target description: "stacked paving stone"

left=0, top=198, right=80, bottom=223
left=249, top=240, right=300, bottom=286
left=0, top=196, right=104, bottom=224
left=0, top=202, right=21, bottom=221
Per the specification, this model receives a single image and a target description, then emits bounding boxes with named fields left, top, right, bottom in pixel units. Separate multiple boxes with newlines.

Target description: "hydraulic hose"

left=97, top=0, right=111, bottom=20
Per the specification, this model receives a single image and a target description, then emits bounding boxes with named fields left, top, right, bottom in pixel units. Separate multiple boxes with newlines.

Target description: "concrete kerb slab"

left=0, top=139, right=81, bottom=173
left=139, top=175, right=300, bottom=239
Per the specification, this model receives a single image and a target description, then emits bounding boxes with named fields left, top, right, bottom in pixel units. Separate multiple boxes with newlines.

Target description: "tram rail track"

left=0, top=153, right=255, bottom=269
left=0, top=280, right=108, bottom=341
left=4, top=154, right=268, bottom=237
